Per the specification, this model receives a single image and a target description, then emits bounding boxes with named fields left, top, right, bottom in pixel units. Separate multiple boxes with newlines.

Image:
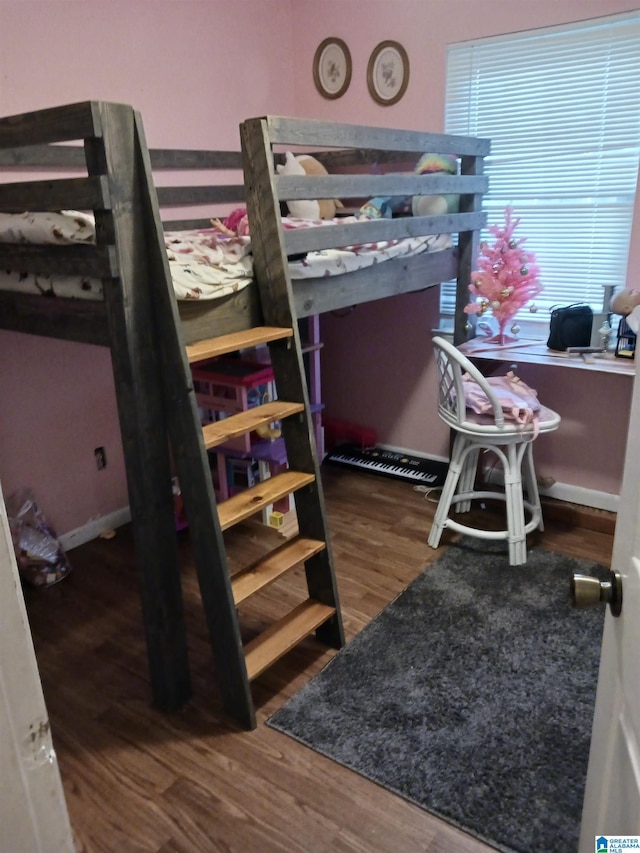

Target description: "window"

left=442, top=12, right=640, bottom=336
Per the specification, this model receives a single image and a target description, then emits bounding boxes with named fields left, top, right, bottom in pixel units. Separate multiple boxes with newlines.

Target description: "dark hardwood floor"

left=23, top=466, right=615, bottom=852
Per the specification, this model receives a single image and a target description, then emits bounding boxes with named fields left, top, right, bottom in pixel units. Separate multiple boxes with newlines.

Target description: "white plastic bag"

left=7, top=489, right=71, bottom=587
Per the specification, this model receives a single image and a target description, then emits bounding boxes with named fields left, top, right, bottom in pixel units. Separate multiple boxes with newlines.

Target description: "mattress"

left=0, top=210, right=451, bottom=301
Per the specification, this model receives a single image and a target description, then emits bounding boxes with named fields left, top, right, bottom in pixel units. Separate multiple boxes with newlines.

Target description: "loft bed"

left=0, top=107, right=490, bottom=345
left=0, top=101, right=489, bottom=720
left=0, top=115, right=488, bottom=345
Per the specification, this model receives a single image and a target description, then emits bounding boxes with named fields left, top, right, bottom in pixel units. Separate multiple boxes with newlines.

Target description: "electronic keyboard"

left=324, top=444, right=448, bottom=486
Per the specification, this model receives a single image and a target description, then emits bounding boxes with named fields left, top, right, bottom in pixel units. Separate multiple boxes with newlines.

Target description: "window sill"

left=458, top=338, right=636, bottom=377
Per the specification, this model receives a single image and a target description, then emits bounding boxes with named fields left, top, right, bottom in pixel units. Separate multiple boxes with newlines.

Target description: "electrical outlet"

left=94, top=447, right=107, bottom=470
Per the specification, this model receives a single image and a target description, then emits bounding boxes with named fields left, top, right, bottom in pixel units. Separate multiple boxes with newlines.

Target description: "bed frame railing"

left=0, top=101, right=254, bottom=344
left=241, top=115, right=490, bottom=333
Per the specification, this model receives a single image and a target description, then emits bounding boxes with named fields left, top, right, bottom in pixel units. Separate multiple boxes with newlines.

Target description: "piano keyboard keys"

left=324, top=445, right=448, bottom=486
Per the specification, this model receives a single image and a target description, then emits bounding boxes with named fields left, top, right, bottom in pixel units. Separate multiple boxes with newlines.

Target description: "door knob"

left=570, top=570, right=622, bottom=617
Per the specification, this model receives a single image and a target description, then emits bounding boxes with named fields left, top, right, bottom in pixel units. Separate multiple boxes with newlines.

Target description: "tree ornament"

left=511, top=323, right=520, bottom=335
left=463, top=205, right=542, bottom=345
left=529, top=303, right=538, bottom=313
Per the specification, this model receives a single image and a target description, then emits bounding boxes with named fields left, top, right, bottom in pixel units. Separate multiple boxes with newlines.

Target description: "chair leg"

left=504, top=443, right=527, bottom=566
left=456, top=447, right=480, bottom=513
left=522, top=442, right=544, bottom=531
left=428, top=434, right=467, bottom=549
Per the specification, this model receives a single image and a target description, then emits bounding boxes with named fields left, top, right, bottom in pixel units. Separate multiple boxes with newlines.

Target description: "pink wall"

left=291, top=0, right=638, bottom=499
left=0, top=0, right=636, bottom=535
left=0, top=1, right=297, bottom=535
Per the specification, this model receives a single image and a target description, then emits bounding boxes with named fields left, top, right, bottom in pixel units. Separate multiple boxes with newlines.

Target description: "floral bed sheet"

left=282, top=214, right=451, bottom=279
left=0, top=210, right=450, bottom=301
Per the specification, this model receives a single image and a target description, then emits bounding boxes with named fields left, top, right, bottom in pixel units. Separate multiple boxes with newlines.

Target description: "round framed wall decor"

left=367, top=40, right=410, bottom=106
left=313, top=37, right=352, bottom=100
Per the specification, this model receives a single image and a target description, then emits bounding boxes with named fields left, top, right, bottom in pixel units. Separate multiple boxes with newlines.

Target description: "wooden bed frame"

left=0, top=101, right=489, bottom=721
left=239, top=114, right=489, bottom=345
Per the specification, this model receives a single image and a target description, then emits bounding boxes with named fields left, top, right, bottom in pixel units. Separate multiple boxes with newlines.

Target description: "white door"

left=0, top=479, right=74, bottom=853
left=579, top=360, right=640, bottom=849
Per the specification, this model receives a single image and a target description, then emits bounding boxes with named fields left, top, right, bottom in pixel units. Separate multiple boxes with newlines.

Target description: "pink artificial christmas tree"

left=465, top=206, right=542, bottom=345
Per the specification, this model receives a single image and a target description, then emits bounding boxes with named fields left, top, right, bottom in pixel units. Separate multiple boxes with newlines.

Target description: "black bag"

left=547, top=304, right=593, bottom=351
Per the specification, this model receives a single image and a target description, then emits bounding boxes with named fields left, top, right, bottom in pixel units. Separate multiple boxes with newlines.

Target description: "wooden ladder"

left=87, top=103, right=344, bottom=728
left=137, top=130, right=344, bottom=728
left=183, top=327, right=344, bottom=728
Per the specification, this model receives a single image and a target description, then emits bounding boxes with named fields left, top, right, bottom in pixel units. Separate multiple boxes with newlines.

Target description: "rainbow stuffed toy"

left=358, top=152, right=460, bottom=219
left=411, top=152, right=459, bottom=217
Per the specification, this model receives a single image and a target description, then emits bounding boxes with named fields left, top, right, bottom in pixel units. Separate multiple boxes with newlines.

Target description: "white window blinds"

left=442, top=12, right=640, bottom=332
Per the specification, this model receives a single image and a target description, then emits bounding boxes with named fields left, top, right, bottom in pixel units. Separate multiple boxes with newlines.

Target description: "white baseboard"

left=58, top=448, right=620, bottom=551
left=534, top=481, right=619, bottom=514
left=59, top=506, right=131, bottom=552
left=482, top=462, right=619, bottom=513
left=378, top=443, right=619, bottom=514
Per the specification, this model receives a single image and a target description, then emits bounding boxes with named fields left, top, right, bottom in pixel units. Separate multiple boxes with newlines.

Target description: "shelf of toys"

left=185, top=316, right=324, bottom=534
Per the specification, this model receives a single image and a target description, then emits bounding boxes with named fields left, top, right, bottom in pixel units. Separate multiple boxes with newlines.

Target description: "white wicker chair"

left=428, top=335, right=561, bottom=566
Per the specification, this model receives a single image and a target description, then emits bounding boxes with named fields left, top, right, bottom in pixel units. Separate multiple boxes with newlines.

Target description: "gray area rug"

left=268, top=537, right=607, bottom=853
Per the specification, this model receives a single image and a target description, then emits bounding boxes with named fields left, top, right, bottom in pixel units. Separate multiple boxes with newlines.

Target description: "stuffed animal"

left=610, top=287, right=640, bottom=334
left=411, top=152, right=460, bottom=217
left=359, top=194, right=412, bottom=219
left=358, top=152, right=460, bottom=220
left=276, top=152, right=342, bottom=219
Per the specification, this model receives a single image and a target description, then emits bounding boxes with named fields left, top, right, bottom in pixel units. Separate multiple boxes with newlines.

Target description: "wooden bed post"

left=454, top=153, right=488, bottom=345
left=240, top=117, right=344, bottom=652
left=129, top=111, right=256, bottom=729
left=86, top=102, right=192, bottom=713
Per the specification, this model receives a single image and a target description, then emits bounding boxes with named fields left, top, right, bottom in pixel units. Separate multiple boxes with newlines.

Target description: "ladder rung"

left=202, top=401, right=304, bottom=450
left=232, top=537, right=326, bottom=605
left=244, top=599, right=336, bottom=680
left=218, top=471, right=314, bottom=531
left=186, top=326, right=293, bottom=363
